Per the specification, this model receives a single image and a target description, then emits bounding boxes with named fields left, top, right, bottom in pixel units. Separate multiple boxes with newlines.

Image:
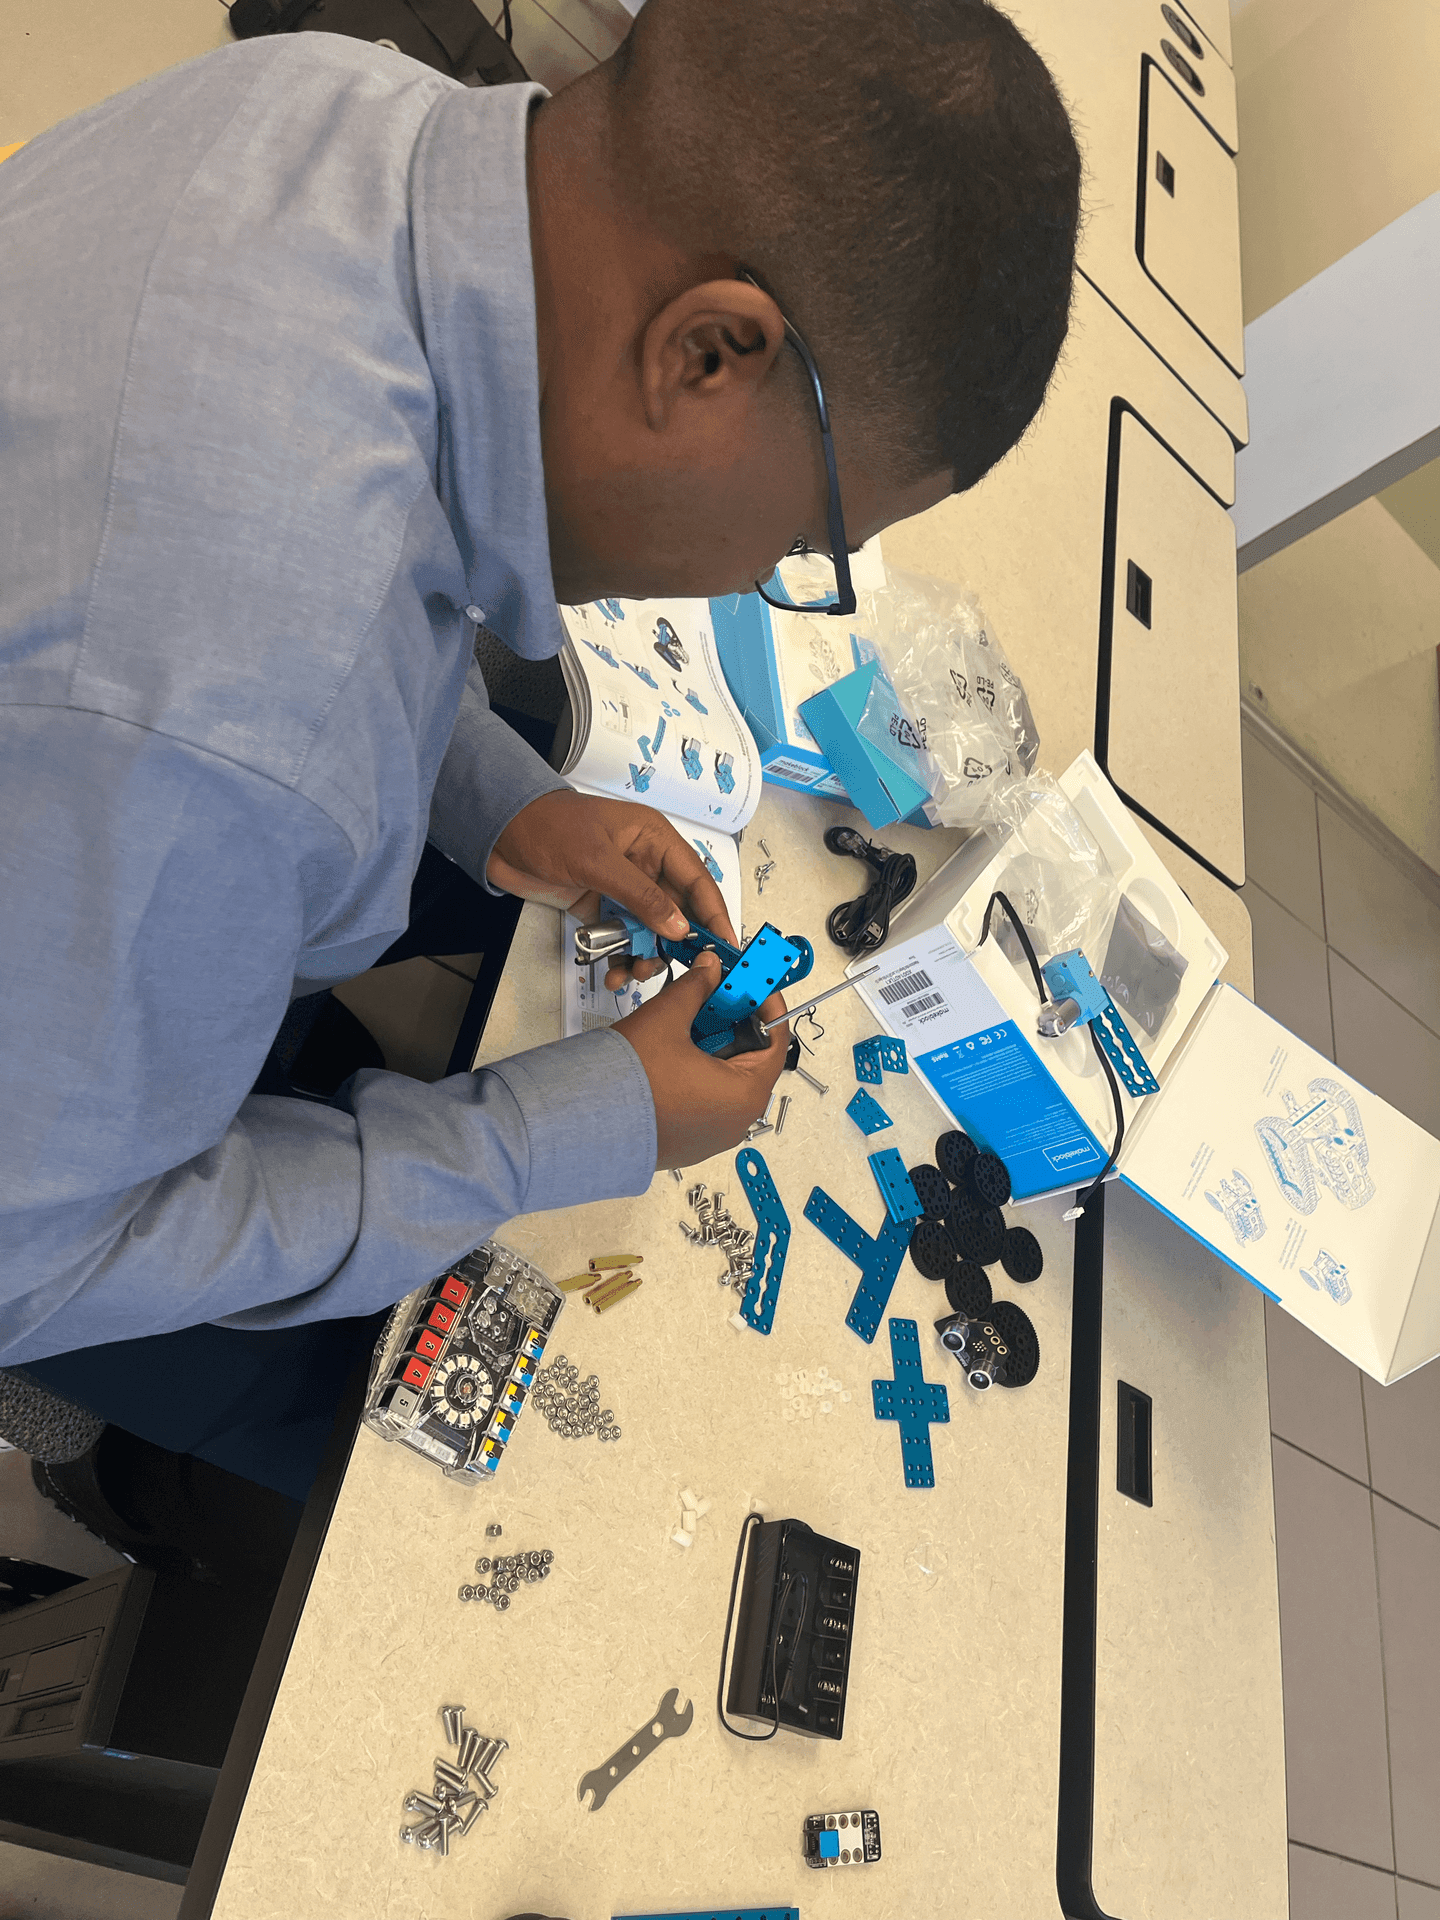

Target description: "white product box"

left=852, top=751, right=1440, bottom=1382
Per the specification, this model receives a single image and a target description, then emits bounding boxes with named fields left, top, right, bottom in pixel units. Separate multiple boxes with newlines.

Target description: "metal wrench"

left=576, top=1687, right=694, bottom=1812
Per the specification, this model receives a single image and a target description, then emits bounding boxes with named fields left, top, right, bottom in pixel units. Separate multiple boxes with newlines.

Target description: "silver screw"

left=793, top=1063, right=828, bottom=1096
left=775, top=1094, right=791, bottom=1135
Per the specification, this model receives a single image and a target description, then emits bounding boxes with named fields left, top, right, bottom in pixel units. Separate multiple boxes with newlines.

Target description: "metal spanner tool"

left=576, top=1687, right=694, bottom=1811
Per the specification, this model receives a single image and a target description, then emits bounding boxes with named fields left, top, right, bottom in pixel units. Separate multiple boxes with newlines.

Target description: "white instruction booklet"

left=1119, top=986, right=1440, bottom=1384
left=554, top=599, right=764, bottom=1036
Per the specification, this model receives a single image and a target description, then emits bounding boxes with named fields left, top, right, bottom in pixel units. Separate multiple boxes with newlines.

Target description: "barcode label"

left=902, top=992, right=947, bottom=1018
left=879, top=968, right=934, bottom=1004
left=765, top=756, right=826, bottom=784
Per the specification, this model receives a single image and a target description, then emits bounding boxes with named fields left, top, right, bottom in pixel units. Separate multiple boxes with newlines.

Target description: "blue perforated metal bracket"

left=803, top=1188, right=912, bottom=1343
left=1093, top=999, right=1159, bottom=1096
left=735, top=1147, right=791, bottom=1336
left=853, top=1037, right=883, bottom=1083
left=872, top=1317, right=950, bottom=1488
left=877, top=1037, right=908, bottom=1074
left=691, top=923, right=814, bottom=1054
left=868, top=1149, right=923, bottom=1224
left=1040, top=948, right=1158, bottom=1096
left=593, top=905, right=814, bottom=1056
left=614, top=1910, right=799, bottom=1920
left=845, top=1087, right=892, bottom=1136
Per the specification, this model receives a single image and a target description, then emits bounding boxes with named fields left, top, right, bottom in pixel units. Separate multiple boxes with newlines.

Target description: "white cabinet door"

left=1078, top=1183, right=1287, bottom=1920
left=1103, top=408, right=1244, bottom=886
left=1141, top=64, right=1244, bottom=374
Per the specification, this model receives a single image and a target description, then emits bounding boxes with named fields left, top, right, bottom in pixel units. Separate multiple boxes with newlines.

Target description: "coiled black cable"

left=823, top=825, right=917, bottom=957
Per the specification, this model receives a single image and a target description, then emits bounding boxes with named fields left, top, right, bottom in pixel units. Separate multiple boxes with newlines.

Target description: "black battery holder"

left=724, top=1518, right=859, bottom=1741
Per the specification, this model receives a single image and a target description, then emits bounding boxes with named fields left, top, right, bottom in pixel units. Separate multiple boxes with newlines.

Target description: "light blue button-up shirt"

left=0, top=37, right=656, bottom=1364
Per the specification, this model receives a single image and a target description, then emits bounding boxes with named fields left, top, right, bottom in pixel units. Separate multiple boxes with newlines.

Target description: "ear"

left=638, top=278, right=788, bottom=434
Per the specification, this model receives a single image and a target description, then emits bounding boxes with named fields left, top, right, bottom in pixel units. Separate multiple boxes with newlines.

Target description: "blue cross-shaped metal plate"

left=803, top=1188, right=913, bottom=1343
left=872, top=1317, right=950, bottom=1488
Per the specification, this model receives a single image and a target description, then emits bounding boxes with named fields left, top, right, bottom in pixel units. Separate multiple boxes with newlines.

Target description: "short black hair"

left=610, top=0, right=1081, bottom=493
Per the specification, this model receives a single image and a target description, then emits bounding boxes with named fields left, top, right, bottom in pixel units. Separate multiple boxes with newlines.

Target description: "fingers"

left=587, top=841, right=690, bottom=940
left=665, top=948, right=722, bottom=1013
left=756, top=987, right=787, bottom=1029
left=624, top=813, right=732, bottom=945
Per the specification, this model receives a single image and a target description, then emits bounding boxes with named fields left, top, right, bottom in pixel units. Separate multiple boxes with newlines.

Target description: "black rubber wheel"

left=949, top=1205, right=1005, bottom=1268
left=909, top=1218, right=959, bottom=1282
left=968, top=1151, right=1012, bottom=1209
left=989, top=1300, right=1040, bottom=1387
left=1000, top=1226, right=1044, bottom=1284
left=935, top=1129, right=978, bottom=1184
left=944, top=1190, right=981, bottom=1233
left=908, top=1163, right=951, bottom=1222
left=944, top=1261, right=992, bottom=1319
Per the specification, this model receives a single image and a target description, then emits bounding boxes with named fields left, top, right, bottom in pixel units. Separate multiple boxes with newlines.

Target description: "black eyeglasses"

left=738, top=269, right=857, bottom=618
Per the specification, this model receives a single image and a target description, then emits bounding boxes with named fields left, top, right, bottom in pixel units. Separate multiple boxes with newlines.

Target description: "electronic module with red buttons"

left=362, top=1243, right=563, bottom=1483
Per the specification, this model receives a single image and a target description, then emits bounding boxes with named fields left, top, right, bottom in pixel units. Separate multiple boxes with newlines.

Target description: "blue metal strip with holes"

left=735, top=1147, right=791, bottom=1336
left=872, top=1316, right=950, bottom=1489
left=1093, top=998, right=1160, bottom=1095
left=614, top=1910, right=800, bottom=1920
left=867, top=1148, right=923, bottom=1224
left=844, top=1087, right=892, bottom=1135
left=803, top=1188, right=913, bottom=1343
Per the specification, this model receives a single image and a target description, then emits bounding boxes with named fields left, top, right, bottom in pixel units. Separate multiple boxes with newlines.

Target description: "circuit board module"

left=363, top=1243, right=563, bottom=1482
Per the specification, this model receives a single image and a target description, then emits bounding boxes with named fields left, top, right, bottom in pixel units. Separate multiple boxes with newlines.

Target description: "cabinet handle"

left=1117, top=1380, right=1154, bottom=1506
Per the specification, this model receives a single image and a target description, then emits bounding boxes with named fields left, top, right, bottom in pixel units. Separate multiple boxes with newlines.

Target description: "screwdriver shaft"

left=760, top=965, right=880, bottom=1033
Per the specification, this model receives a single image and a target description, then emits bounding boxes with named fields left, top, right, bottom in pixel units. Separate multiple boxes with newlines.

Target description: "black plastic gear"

left=989, top=1300, right=1040, bottom=1387
left=948, top=1204, right=1006, bottom=1268
left=908, top=1218, right=959, bottom=1282
left=1000, top=1226, right=1044, bottom=1284
left=944, top=1260, right=992, bottom=1319
left=935, top=1129, right=978, bottom=1184
left=968, top=1151, right=1013, bottom=1209
left=908, top=1163, right=951, bottom=1222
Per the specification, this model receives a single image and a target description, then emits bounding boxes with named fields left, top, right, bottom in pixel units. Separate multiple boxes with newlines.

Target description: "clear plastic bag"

left=850, top=567, right=1040, bottom=828
left=982, top=770, right=1120, bottom=970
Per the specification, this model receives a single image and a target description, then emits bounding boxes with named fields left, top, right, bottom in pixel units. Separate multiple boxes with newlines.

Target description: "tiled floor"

left=1243, top=721, right=1440, bottom=1920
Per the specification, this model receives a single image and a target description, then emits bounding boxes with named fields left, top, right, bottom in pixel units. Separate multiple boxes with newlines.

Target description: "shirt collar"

left=413, top=82, right=565, bottom=661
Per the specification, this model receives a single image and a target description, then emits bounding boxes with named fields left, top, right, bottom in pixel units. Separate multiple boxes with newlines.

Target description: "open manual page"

left=554, top=597, right=763, bottom=1036
left=1117, top=985, right=1440, bottom=1382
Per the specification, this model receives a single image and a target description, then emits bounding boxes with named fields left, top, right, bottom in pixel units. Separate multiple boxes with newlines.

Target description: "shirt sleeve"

left=427, top=649, right=570, bottom=894
left=0, top=707, right=656, bottom=1365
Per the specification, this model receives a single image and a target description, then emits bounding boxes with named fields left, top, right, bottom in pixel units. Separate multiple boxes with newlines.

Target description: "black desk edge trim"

left=1055, top=1185, right=1126, bottom=1920
left=175, top=1347, right=372, bottom=1918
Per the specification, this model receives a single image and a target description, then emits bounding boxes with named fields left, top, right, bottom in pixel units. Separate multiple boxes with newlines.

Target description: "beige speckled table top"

left=204, top=763, right=1276, bottom=1920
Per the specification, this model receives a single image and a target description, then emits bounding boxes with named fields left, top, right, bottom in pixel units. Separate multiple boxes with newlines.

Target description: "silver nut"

left=493, top=1591, right=510, bottom=1612
left=474, top=1556, right=491, bottom=1574
left=486, top=1522, right=503, bottom=1538
left=540, top=1548, right=554, bottom=1564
